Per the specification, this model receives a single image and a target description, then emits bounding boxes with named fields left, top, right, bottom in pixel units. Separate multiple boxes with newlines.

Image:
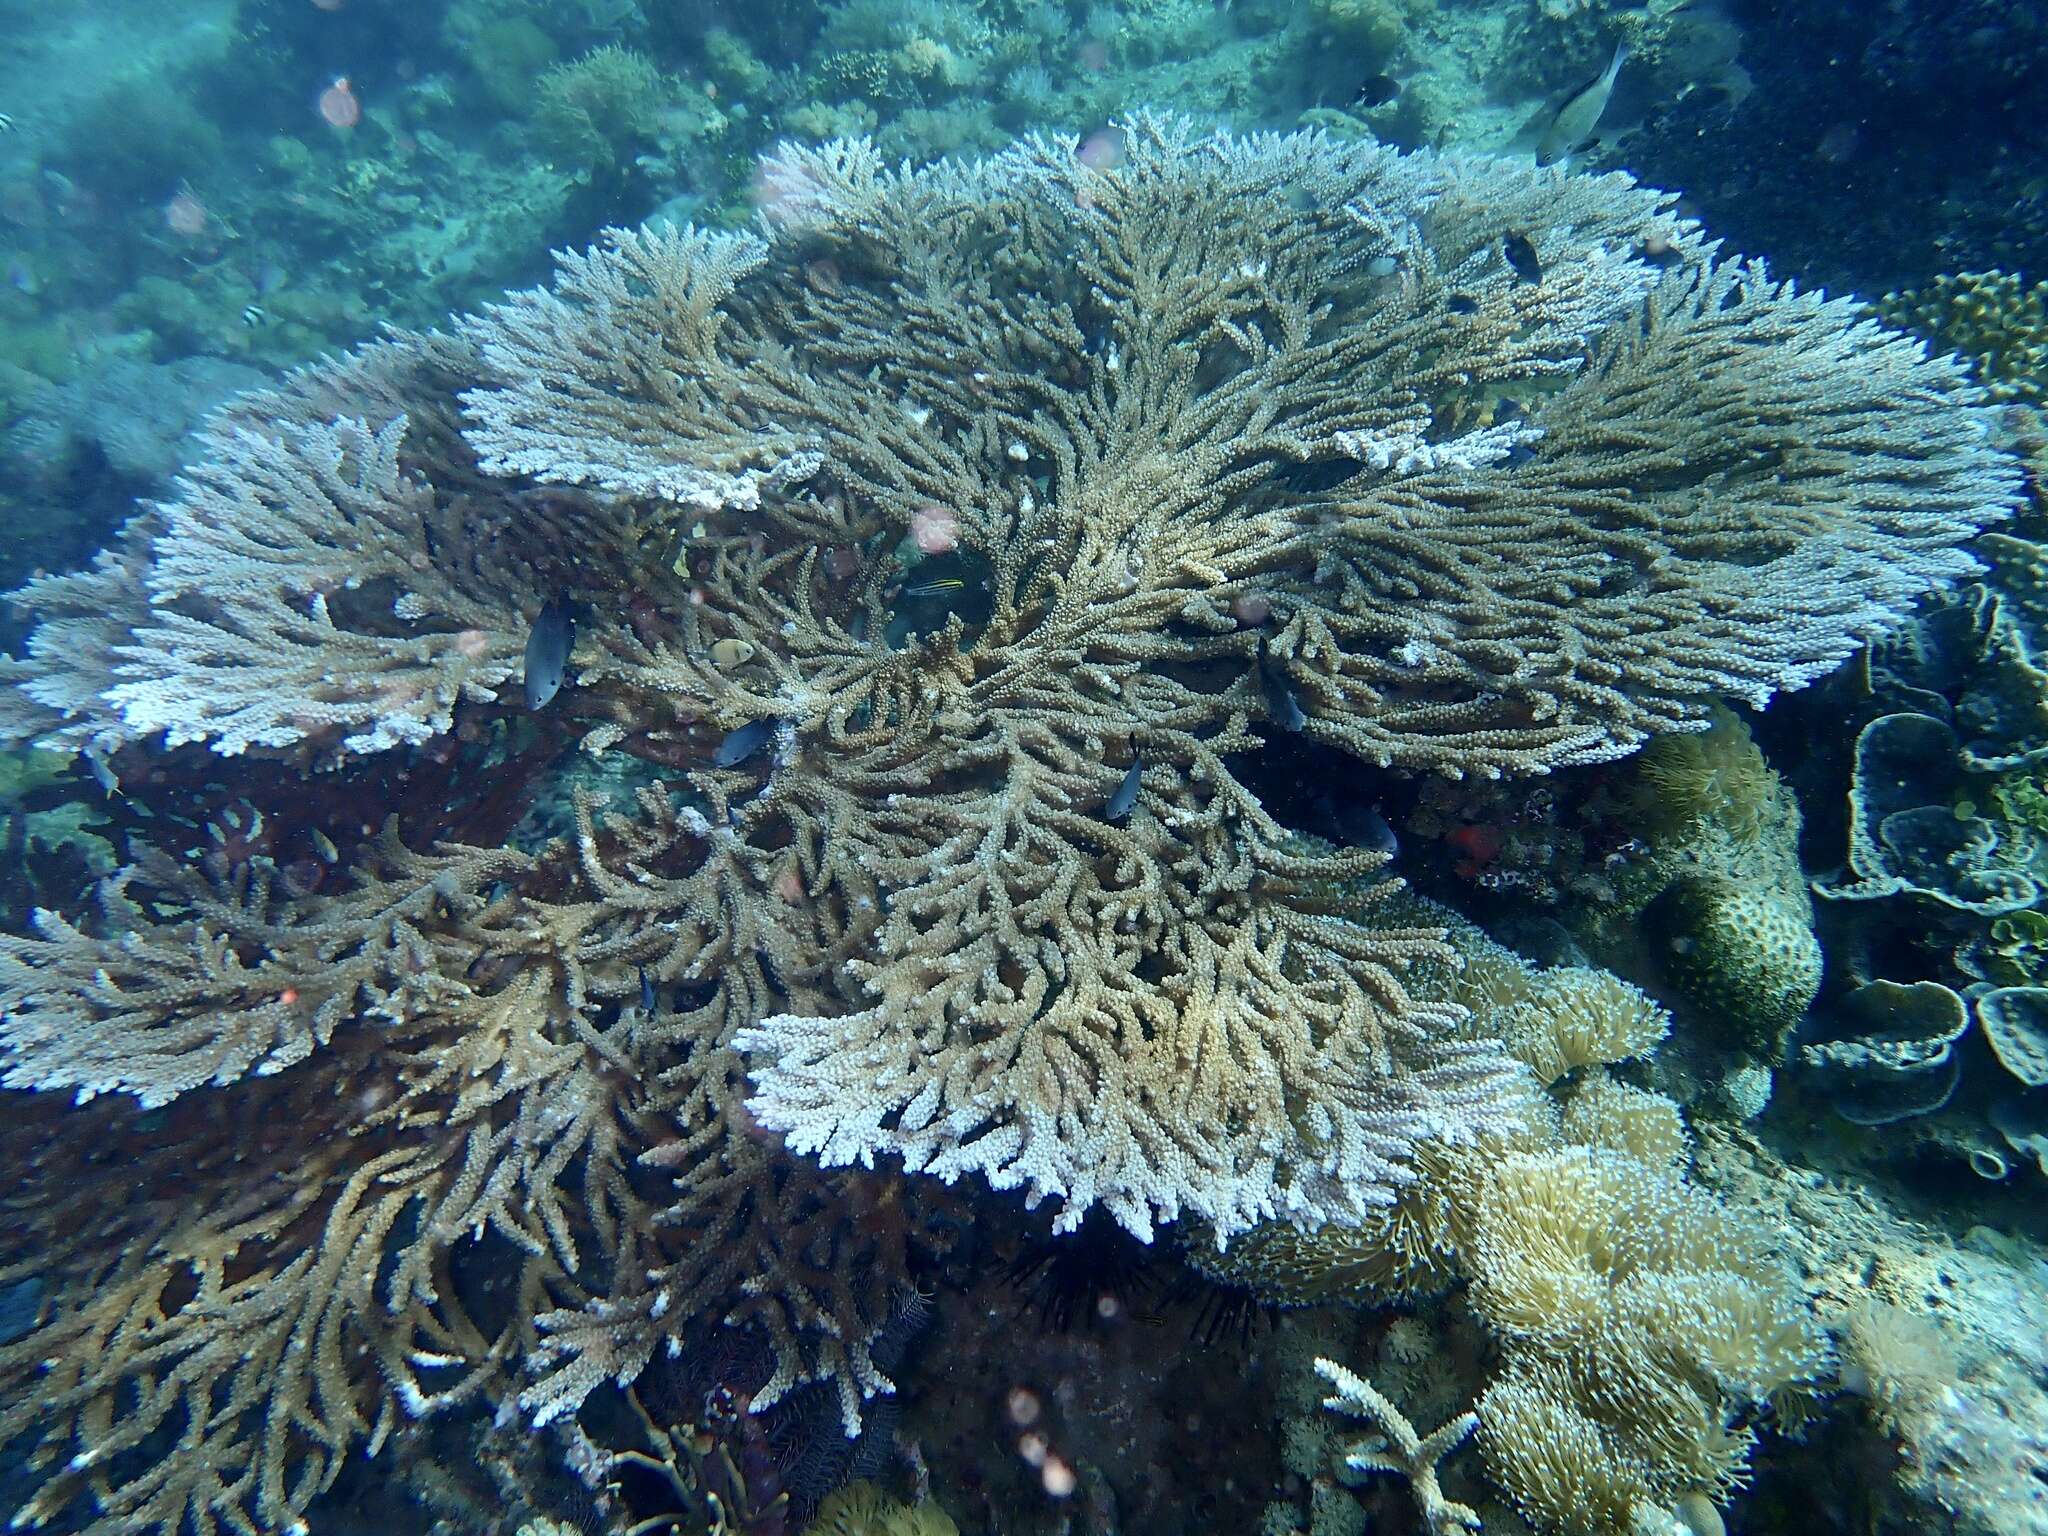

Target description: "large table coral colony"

left=0, top=119, right=2019, bottom=1535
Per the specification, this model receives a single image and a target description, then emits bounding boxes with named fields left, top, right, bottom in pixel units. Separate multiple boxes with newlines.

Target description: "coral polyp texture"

left=0, top=117, right=2019, bottom=1536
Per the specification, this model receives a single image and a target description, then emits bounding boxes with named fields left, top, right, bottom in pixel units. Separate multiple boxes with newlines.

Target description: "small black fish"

left=1446, top=294, right=1480, bottom=315
left=1354, top=804, right=1400, bottom=858
left=1258, top=646, right=1307, bottom=732
left=523, top=595, right=575, bottom=710
left=1318, top=792, right=1400, bottom=858
left=639, top=965, right=657, bottom=1014
left=714, top=717, right=777, bottom=767
left=1106, top=757, right=1143, bottom=822
left=1503, top=231, right=1541, bottom=285
left=1353, top=73, right=1402, bottom=109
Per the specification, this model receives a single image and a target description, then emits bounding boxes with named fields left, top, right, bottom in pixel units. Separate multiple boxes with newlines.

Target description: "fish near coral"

left=1502, top=230, right=1541, bottom=285
left=523, top=593, right=574, bottom=709
left=1537, top=42, right=1628, bottom=167
left=714, top=717, right=777, bottom=767
left=1105, top=757, right=1143, bottom=822
left=1259, top=644, right=1307, bottom=733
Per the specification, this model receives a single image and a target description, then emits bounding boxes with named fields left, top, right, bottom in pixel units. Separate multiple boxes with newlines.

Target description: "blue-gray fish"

left=84, top=749, right=120, bottom=798
left=714, top=717, right=777, bottom=767
left=1259, top=647, right=1307, bottom=732
left=1354, top=804, right=1400, bottom=858
left=639, top=965, right=657, bottom=1014
left=1536, top=42, right=1628, bottom=167
left=1106, top=757, right=1143, bottom=822
left=523, top=596, right=574, bottom=710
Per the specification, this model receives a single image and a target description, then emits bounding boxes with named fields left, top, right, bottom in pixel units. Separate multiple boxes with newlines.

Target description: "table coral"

left=0, top=116, right=2016, bottom=1536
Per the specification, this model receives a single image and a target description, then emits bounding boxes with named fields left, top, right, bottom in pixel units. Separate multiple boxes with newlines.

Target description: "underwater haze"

left=3, top=1, right=2048, bottom=1534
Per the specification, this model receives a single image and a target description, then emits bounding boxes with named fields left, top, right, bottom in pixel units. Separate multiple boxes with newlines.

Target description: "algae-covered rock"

left=454, top=14, right=561, bottom=114
left=1833, top=1233, right=2048, bottom=1536
left=1308, top=0, right=1408, bottom=61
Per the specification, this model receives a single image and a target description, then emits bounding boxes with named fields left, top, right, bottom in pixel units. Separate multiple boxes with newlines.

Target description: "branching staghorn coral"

left=0, top=786, right=953, bottom=1532
left=0, top=353, right=950, bottom=1532
left=1315, top=1358, right=1481, bottom=1536
left=0, top=334, right=621, bottom=767
left=0, top=115, right=2014, bottom=1533
left=0, top=839, right=602, bottom=1536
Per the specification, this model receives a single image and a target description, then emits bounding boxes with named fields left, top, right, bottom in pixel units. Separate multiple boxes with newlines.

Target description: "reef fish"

left=523, top=595, right=575, bottom=710
left=1259, top=646, right=1307, bottom=732
left=714, top=717, right=777, bottom=767
left=1536, top=41, right=1628, bottom=167
left=1106, top=757, right=1143, bottom=822
left=639, top=965, right=657, bottom=1014
left=1345, top=802, right=1401, bottom=857
left=1503, top=231, right=1541, bottom=285
left=1352, top=73, right=1402, bottom=109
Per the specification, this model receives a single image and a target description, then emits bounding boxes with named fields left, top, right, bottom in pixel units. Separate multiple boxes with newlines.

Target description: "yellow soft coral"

left=805, top=1482, right=959, bottom=1536
left=1463, top=1144, right=1826, bottom=1528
